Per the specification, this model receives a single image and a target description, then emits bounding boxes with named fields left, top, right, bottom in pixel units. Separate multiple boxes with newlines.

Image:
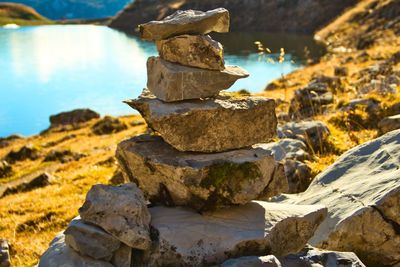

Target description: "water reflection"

left=0, top=25, right=322, bottom=136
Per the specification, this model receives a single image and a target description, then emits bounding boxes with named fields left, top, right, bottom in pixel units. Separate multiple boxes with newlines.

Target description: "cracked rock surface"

left=146, top=201, right=327, bottom=266
left=125, top=90, right=277, bottom=152
left=274, top=129, right=400, bottom=266
left=139, top=8, right=229, bottom=41
left=116, top=134, right=287, bottom=211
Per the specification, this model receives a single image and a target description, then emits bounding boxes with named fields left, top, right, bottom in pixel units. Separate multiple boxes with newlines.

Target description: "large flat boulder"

left=146, top=57, right=248, bottom=102
left=116, top=134, right=287, bottom=211
left=156, top=34, right=225, bottom=70
left=274, top=129, right=400, bottom=266
left=125, top=91, right=277, bottom=152
left=139, top=8, right=229, bottom=41
left=221, top=246, right=365, bottom=267
left=78, top=183, right=151, bottom=250
left=146, top=201, right=327, bottom=266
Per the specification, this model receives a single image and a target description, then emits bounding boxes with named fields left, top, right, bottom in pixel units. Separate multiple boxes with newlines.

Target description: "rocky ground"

left=0, top=0, right=399, bottom=266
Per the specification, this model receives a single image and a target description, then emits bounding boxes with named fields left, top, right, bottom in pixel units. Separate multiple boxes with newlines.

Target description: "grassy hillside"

left=0, top=2, right=51, bottom=25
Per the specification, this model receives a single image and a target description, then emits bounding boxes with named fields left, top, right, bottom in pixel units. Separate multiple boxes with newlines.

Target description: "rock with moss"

left=139, top=8, right=229, bottom=41
left=145, top=202, right=327, bottom=266
left=125, top=90, right=277, bottom=152
left=156, top=34, right=225, bottom=70
left=116, top=134, right=287, bottom=211
left=146, top=57, right=248, bottom=102
left=274, top=129, right=400, bottom=266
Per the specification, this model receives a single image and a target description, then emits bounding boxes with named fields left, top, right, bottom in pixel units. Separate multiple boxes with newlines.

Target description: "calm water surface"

left=0, top=25, right=323, bottom=136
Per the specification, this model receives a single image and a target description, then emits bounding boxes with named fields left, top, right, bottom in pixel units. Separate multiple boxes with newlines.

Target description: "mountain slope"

left=0, top=2, right=51, bottom=25
left=0, top=0, right=132, bottom=19
left=109, top=0, right=359, bottom=34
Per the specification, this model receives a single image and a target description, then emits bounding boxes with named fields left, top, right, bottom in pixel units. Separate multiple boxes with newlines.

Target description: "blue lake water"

left=0, top=25, right=323, bottom=137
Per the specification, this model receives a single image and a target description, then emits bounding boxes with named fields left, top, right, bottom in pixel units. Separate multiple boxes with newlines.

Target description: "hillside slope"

left=2, top=0, right=132, bottom=20
left=109, top=0, right=358, bottom=34
left=0, top=2, right=51, bottom=25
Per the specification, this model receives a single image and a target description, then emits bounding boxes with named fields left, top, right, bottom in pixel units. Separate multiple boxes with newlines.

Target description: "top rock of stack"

left=139, top=8, right=230, bottom=41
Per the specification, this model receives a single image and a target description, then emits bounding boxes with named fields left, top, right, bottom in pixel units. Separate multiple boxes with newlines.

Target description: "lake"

left=0, top=25, right=323, bottom=137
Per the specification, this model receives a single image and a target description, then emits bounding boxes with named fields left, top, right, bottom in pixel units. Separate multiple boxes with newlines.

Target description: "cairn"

left=38, top=8, right=327, bottom=267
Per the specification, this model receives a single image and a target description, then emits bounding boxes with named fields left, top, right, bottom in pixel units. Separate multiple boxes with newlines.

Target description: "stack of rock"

left=39, top=8, right=366, bottom=267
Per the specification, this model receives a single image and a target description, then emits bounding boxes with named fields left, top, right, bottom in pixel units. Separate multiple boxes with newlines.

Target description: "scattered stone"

left=139, top=8, right=229, bottom=41
left=116, top=134, right=287, bottom=211
left=339, top=98, right=381, bottom=113
left=378, top=114, right=400, bottom=134
left=358, top=79, right=397, bottom=96
left=334, top=66, right=349, bottom=76
left=278, top=121, right=330, bottom=152
left=146, top=201, right=327, bottom=266
left=78, top=183, right=151, bottom=250
left=221, top=255, right=281, bottom=267
left=91, top=116, right=128, bottom=135
left=44, top=149, right=86, bottom=163
left=49, top=109, right=100, bottom=128
left=289, top=82, right=334, bottom=118
left=256, top=138, right=310, bottom=162
left=4, top=144, right=41, bottom=163
left=0, top=239, right=10, bottom=267
left=1, top=172, right=55, bottom=197
left=64, top=217, right=121, bottom=261
left=126, top=90, right=277, bottom=152
left=38, top=233, right=113, bottom=267
left=146, top=57, right=248, bottom=102
left=0, top=161, right=12, bottom=179
left=283, top=159, right=312, bottom=194
left=156, top=34, right=225, bottom=70
left=222, top=246, right=366, bottom=267
left=274, top=130, right=400, bottom=266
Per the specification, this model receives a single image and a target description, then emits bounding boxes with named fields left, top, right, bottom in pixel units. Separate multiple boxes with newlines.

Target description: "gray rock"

left=0, top=239, right=10, bottom=267
left=358, top=79, right=397, bottom=96
left=274, top=130, right=400, bottom=266
left=111, top=244, right=132, bottom=267
left=146, top=201, right=327, bottom=266
left=221, top=255, right=281, bottom=267
left=222, top=246, right=365, bottom=267
left=139, top=8, right=229, bottom=41
left=289, top=82, right=334, bottom=118
left=378, top=114, right=400, bottom=135
left=50, top=109, right=100, bottom=128
left=156, top=34, right=225, bottom=70
left=38, top=233, right=113, bottom=267
left=283, top=159, right=312, bottom=194
left=0, top=161, right=12, bottom=179
left=125, top=90, right=277, bottom=152
left=64, top=217, right=121, bottom=261
left=278, top=121, right=330, bottom=152
left=78, top=183, right=151, bottom=250
left=255, top=139, right=310, bottom=162
left=116, top=134, right=287, bottom=211
left=146, top=57, right=248, bottom=102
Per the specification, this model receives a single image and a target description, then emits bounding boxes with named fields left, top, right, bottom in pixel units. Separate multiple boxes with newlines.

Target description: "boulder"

left=221, top=246, right=365, bottom=267
left=126, top=91, right=277, bottom=152
left=378, top=114, right=400, bottom=134
left=146, top=57, right=248, bottom=102
left=0, top=239, right=10, bottom=267
left=255, top=138, right=310, bottom=162
left=278, top=121, right=330, bottom=152
left=156, top=34, right=224, bottom=70
left=1, top=172, right=55, bottom=197
left=91, top=116, right=128, bottom=135
left=4, top=144, right=40, bottom=163
left=38, top=233, right=114, bottom=267
left=64, top=217, right=121, bottom=261
left=274, top=130, right=400, bottom=266
left=49, top=109, right=100, bottom=128
left=0, top=161, right=12, bottom=179
left=78, top=183, right=151, bottom=250
left=116, top=134, right=287, bottom=211
left=289, top=82, right=334, bottom=118
left=146, top=201, right=327, bottom=266
left=139, top=8, right=229, bottom=41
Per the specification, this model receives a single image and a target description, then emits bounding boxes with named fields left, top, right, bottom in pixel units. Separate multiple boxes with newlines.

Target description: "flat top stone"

left=139, top=8, right=230, bottom=40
